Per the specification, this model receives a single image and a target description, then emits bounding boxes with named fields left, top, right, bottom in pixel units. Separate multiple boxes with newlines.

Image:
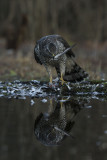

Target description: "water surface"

left=0, top=96, right=107, bottom=160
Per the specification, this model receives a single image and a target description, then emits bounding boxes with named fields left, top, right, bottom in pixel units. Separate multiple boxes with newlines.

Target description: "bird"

left=34, top=98, right=88, bottom=146
left=34, top=100, right=77, bottom=146
left=34, top=35, right=88, bottom=84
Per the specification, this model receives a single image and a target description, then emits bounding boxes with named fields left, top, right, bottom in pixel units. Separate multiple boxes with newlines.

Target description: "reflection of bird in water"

left=34, top=99, right=87, bottom=146
left=34, top=35, right=88, bottom=84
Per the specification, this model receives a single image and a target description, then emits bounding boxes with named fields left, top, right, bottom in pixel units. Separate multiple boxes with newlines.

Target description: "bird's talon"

left=49, top=83, right=55, bottom=88
left=49, top=82, right=59, bottom=88
left=60, top=78, right=66, bottom=85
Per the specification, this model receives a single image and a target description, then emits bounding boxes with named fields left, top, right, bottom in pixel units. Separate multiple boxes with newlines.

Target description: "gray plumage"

left=34, top=99, right=88, bottom=146
left=34, top=34, right=88, bottom=82
left=34, top=101, right=76, bottom=146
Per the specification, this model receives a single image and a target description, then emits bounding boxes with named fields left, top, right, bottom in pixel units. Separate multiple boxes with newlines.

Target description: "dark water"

left=0, top=96, right=107, bottom=160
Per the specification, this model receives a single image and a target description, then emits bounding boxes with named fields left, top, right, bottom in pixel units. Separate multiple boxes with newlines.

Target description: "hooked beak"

left=52, top=54, right=55, bottom=59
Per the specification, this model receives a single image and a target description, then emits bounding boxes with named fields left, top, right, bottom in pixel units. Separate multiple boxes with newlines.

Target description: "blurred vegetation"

left=0, top=0, right=107, bottom=81
left=0, top=0, right=107, bottom=45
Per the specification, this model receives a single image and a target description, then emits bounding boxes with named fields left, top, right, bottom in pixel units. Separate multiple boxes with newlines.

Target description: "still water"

left=0, top=96, right=107, bottom=160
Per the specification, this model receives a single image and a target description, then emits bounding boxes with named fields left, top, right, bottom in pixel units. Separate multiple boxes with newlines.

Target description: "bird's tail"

left=63, top=62, right=88, bottom=82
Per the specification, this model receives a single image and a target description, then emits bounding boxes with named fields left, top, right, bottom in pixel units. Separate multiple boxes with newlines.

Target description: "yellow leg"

left=48, top=99, right=53, bottom=114
left=60, top=73, right=65, bottom=85
left=60, top=101, right=63, bottom=108
left=50, top=99, right=52, bottom=106
left=50, top=75, right=52, bottom=83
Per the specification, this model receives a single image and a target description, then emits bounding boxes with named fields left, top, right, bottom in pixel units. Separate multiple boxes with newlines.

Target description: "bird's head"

left=35, top=41, right=57, bottom=60
left=46, top=42, right=57, bottom=60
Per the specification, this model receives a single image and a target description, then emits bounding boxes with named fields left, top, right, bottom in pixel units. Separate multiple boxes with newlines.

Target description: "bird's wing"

left=56, top=36, right=75, bottom=57
left=64, top=59, right=88, bottom=82
left=34, top=44, right=42, bottom=65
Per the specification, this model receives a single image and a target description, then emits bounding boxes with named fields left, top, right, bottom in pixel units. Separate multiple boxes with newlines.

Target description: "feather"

left=64, top=62, right=88, bottom=82
left=54, top=44, right=76, bottom=59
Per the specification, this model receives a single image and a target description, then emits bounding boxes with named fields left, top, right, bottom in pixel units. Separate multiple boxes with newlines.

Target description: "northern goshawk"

left=34, top=35, right=88, bottom=84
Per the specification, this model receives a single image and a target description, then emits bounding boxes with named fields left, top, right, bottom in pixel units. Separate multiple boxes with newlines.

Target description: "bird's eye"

left=48, top=43, right=56, bottom=54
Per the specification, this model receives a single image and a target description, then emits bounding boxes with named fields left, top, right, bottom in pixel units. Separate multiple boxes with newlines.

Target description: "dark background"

left=0, top=0, right=107, bottom=81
